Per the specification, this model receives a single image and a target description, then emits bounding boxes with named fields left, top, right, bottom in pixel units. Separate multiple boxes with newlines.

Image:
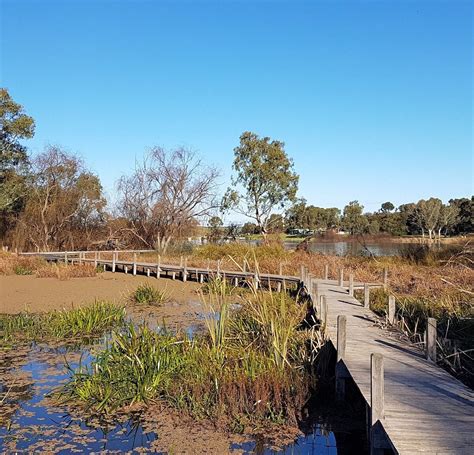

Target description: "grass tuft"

left=0, top=301, right=126, bottom=344
left=131, top=283, right=169, bottom=305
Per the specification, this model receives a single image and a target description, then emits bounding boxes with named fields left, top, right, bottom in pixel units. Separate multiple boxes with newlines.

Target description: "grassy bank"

left=60, top=288, right=323, bottom=431
left=0, top=301, right=126, bottom=345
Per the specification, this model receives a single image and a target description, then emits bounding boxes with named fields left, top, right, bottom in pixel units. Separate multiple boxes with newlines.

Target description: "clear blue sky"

left=1, top=0, right=472, bottom=220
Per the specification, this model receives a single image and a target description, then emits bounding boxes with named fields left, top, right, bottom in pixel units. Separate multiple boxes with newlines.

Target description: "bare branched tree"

left=117, top=147, right=220, bottom=252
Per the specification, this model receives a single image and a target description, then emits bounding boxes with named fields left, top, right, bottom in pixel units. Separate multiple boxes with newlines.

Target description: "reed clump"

left=131, top=283, right=169, bottom=305
left=0, top=301, right=126, bottom=344
left=61, top=287, right=320, bottom=430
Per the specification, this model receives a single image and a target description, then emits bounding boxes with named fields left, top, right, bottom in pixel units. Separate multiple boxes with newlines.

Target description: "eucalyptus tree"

left=0, top=88, right=35, bottom=238
left=222, top=131, right=299, bottom=238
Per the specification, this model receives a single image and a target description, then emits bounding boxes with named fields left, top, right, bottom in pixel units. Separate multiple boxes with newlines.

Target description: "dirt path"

left=0, top=272, right=201, bottom=314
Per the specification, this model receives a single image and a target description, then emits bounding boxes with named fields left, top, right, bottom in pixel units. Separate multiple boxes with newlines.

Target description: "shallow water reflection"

left=1, top=341, right=367, bottom=454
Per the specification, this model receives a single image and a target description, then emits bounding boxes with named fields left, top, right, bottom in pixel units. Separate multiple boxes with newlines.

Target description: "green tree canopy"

left=342, top=200, right=368, bottom=235
left=0, top=88, right=36, bottom=213
left=222, top=131, right=299, bottom=237
left=0, top=88, right=35, bottom=173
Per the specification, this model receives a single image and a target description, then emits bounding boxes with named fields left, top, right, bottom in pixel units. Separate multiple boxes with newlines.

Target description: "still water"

left=0, top=341, right=368, bottom=453
left=284, top=241, right=407, bottom=257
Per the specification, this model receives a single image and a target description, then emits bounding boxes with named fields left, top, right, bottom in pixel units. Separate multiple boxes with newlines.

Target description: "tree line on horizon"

left=1, top=88, right=473, bottom=252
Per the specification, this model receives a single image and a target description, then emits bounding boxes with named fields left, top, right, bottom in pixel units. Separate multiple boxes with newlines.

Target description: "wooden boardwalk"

left=19, top=250, right=474, bottom=454
left=306, top=278, right=474, bottom=455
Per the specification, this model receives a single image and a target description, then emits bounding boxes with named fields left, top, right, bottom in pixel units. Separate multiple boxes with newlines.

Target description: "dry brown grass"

left=0, top=252, right=46, bottom=276
left=35, top=263, right=97, bottom=280
left=135, top=244, right=474, bottom=304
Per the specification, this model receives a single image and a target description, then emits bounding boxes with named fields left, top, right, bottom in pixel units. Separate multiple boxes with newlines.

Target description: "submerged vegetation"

left=0, top=301, right=126, bottom=344
left=60, top=287, right=323, bottom=430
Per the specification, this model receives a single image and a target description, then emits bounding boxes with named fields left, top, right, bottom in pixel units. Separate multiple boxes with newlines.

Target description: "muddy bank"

left=0, top=272, right=201, bottom=314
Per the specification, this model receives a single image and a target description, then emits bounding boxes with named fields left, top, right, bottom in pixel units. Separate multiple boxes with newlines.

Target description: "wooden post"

left=156, top=255, right=161, bottom=278
left=233, top=276, right=238, bottom=287
left=349, top=273, right=354, bottom=296
left=253, top=272, right=259, bottom=290
left=324, top=264, right=329, bottom=280
left=146, top=268, right=150, bottom=277
left=388, top=296, right=395, bottom=325
left=370, top=353, right=386, bottom=454
left=312, top=281, right=319, bottom=310
left=199, top=273, right=204, bottom=283
left=364, top=284, right=370, bottom=308
left=277, top=281, right=282, bottom=292
left=124, top=266, right=128, bottom=274
left=426, top=317, right=437, bottom=362
left=112, top=252, right=116, bottom=272
left=383, top=267, right=388, bottom=291
left=336, top=315, right=347, bottom=401
left=180, top=256, right=183, bottom=268
left=172, top=271, right=176, bottom=280
left=243, top=260, right=247, bottom=273
left=133, top=253, right=137, bottom=276
left=371, top=353, right=384, bottom=424
left=94, top=251, right=98, bottom=268
left=279, top=263, right=283, bottom=276
left=64, top=252, right=68, bottom=264
left=182, top=257, right=188, bottom=282
left=300, top=265, right=305, bottom=282
left=339, top=268, right=344, bottom=287
left=320, top=295, right=327, bottom=327
left=79, top=252, right=83, bottom=265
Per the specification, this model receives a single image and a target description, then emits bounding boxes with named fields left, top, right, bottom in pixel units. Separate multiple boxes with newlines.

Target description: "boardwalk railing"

left=19, top=250, right=473, bottom=453
left=302, top=273, right=473, bottom=455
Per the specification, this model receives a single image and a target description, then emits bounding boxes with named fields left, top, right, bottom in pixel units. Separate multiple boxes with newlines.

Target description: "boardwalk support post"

left=388, top=296, right=395, bottom=325
left=112, top=252, right=116, bottom=273
left=182, top=257, right=188, bottom=282
left=383, top=268, right=388, bottom=290
left=253, top=272, right=259, bottom=290
left=364, top=284, right=370, bottom=308
left=426, top=317, right=437, bottom=362
left=64, top=252, right=68, bottom=264
left=156, top=255, right=161, bottom=278
left=336, top=315, right=348, bottom=401
left=349, top=273, right=354, bottom=296
left=94, top=251, right=98, bottom=268
left=132, top=253, right=137, bottom=276
left=339, top=268, right=344, bottom=287
left=370, top=353, right=389, bottom=454
left=324, top=264, right=329, bottom=280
